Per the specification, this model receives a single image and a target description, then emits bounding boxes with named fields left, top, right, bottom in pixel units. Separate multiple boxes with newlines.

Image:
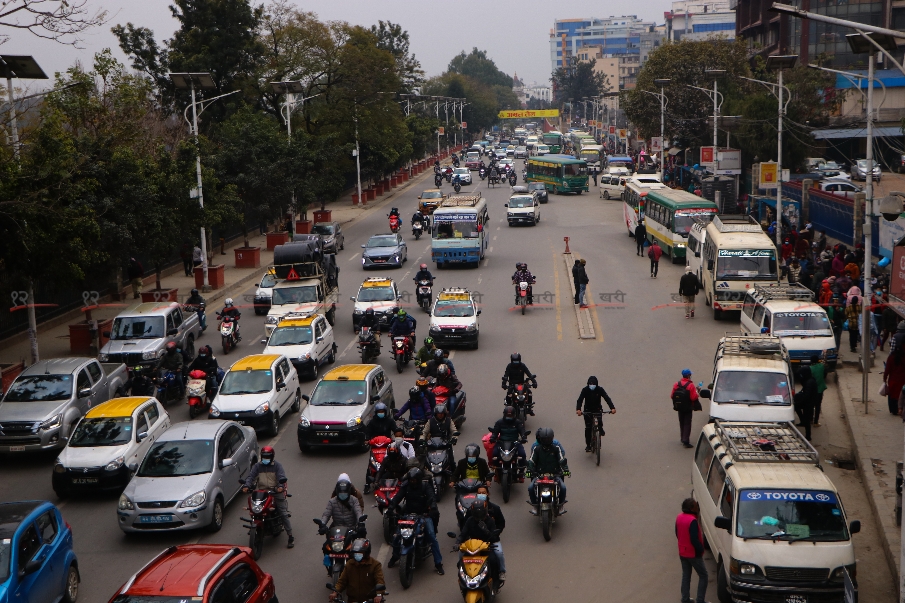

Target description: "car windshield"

left=674, top=209, right=718, bottom=234
left=272, top=285, right=318, bottom=305
left=110, top=316, right=165, bottom=340
left=4, top=375, right=73, bottom=402
left=509, top=196, right=534, bottom=208
left=309, top=380, right=367, bottom=406
left=70, top=417, right=133, bottom=447
left=138, top=440, right=214, bottom=477
left=737, top=489, right=849, bottom=541
left=358, top=286, right=396, bottom=302
left=421, top=191, right=442, bottom=199
left=467, top=153, right=479, bottom=159
left=517, top=147, right=526, bottom=152
left=312, top=224, right=335, bottom=235
left=220, top=369, right=273, bottom=395
left=772, top=312, right=833, bottom=337
left=857, top=160, right=875, bottom=169
left=499, top=160, right=513, bottom=166
left=433, top=220, right=479, bottom=240
left=822, top=161, right=841, bottom=170
left=712, top=371, right=791, bottom=405
left=367, top=237, right=398, bottom=248
left=433, top=300, right=474, bottom=317
left=454, top=168, right=469, bottom=175
left=716, top=250, right=777, bottom=279
left=0, top=539, right=10, bottom=583
left=528, top=183, right=544, bottom=191
left=268, top=326, right=313, bottom=346
left=260, top=273, right=278, bottom=289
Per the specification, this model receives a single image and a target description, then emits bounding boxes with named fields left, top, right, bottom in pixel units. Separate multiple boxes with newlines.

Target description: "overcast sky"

left=3, top=0, right=665, bottom=92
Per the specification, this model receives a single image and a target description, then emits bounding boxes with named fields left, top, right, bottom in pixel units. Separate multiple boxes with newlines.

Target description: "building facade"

left=550, top=16, right=660, bottom=73
left=665, top=0, right=736, bottom=41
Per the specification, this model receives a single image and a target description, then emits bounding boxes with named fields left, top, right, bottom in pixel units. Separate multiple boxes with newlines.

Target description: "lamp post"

left=689, top=70, right=726, bottom=157
left=169, top=73, right=238, bottom=292
left=654, top=79, right=671, bottom=182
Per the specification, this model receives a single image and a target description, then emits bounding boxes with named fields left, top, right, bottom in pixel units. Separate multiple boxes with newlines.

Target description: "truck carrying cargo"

left=265, top=247, right=339, bottom=335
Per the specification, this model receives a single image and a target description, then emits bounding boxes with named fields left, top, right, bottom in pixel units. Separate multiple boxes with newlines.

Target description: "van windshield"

left=716, top=250, right=777, bottom=279
left=772, top=312, right=833, bottom=337
left=737, top=489, right=849, bottom=541
left=712, top=371, right=791, bottom=405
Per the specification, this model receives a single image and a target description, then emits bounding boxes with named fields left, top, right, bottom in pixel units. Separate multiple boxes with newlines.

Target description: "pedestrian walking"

left=880, top=303, right=899, bottom=350
left=671, top=369, right=700, bottom=448
left=787, top=258, right=801, bottom=284
left=883, top=345, right=905, bottom=415
left=192, top=244, right=203, bottom=269
left=648, top=240, right=663, bottom=278
left=571, top=259, right=581, bottom=304
left=678, top=267, right=699, bottom=319
left=676, top=498, right=708, bottom=603
left=127, top=257, right=144, bottom=299
left=845, top=295, right=861, bottom=353
left=794, top=366, right=817, bottom=440
left=180, top=241, right=193, bottom=277
left=634, top=220, right=647, bottom=256
left=576, top=259, right=590, bottom=308
left=809, top=355, right=827, bottom=426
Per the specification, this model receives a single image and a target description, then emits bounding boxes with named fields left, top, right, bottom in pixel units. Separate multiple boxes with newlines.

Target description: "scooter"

left=531, top=473, right=566, bottom=541
left=397, top=514, right=432, bottom=589
left=425, top=433, right=457, bottom=501
left=435, top=174, right=443, bottom=187
left=453, top=478, right=484, bottom=529
left=365, top=435, right=393, bottom=496
left=389, top=214, right=401, bottom=233
left=446, top=536, right=499, bottom=603
left=412, top=221, right=424, bottom=240
left=218, top=314, right=240, bottom=354
left=415, top=279, right=433, bottom=312
left=479, top=167, right=486, bottom=181
left=374, top=478, right=401, bottom=544
left=240, top=485, right=291, bottom=560
left=392, top=336, right=413, bottom=374
left=314, top=515, right=368, bottom=586
left=483, top=429, right=530, bottom=503
left=186, top=369, right=212, bottom=418
left=443, top=167, right=453, bottom=182
left=432, top=384, right=467, bottom=428
left=508, top=172, right=517, bottom=186
left=358, top=327, right=380, bottom=363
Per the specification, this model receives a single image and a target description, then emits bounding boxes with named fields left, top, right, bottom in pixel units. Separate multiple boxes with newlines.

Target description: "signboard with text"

left=609, top=126, right=616, bottom=135
left=759, top=162, right=778, bottom=189
left=497, top=109, right=560, bottom=119
left=700, top=146, right=715, bottom=165
left=618, top=129, right=627, bottom=140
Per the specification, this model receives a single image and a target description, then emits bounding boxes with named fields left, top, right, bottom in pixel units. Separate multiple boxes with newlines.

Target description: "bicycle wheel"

left=595, top=429, right=601, bottom=466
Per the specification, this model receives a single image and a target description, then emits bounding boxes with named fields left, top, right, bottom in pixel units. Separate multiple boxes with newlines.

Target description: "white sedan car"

left=453, top=167, right=472, bottom=185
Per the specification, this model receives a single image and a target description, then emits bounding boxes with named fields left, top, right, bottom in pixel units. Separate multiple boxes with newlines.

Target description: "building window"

left=692, top=22, right=736, bottom=32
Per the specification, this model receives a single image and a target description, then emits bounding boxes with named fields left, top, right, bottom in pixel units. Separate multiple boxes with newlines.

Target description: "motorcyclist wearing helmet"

left=185, top=288, right=207, bottom=331
left=389, top=207, right=400, bottom=219
left=526, top=427, right=569, bottom=509
left=388, top=468, right=444, bottom=574
left=322, top=478, right=364, bottom=535
left=374, top=442, right=409, bottom=485
left=156, top=341, right=185, bottom=397
left=422, top=348, right=447, bottom=378
left=489, top=406, right=527, bottom=469
left=242, top=446, right=293, bottom=548
left=411, top=211, right=429, bottom=230
left=188, top=345, right=221, bottom=390
left=502, top=353, right=537, bottom=415
left=470, top=484, right=507, bottom=580
left=441, top=349, right=456, bottom=375
left=421, top=404, right=456, bottom=468
left=219, top=297, right=241, bottom=340
left=414, top=263, right=434, bottom=285
left=331, top=538, right=385, bottom=603
left=388, top=308, right=416, bottom=338
left=453, top=499, right=502, bottom=583
left=511, top=263, right=536, bottom=305
left=332, top=473, right=365, bottom=510
left=416, top=376, right=437, bottom=408
left=576, top=376, right=616, bottom=452
left=358, top=308, right=382, bottom=352
left=450, top=442, right=492, bottom=487
left=415, top=337, right=436, bottom=365
left=364, top=403, right=396, bottom=440
left=435, top=364, right=463, bottom=415
left=393, top=386, right=432, bottom=423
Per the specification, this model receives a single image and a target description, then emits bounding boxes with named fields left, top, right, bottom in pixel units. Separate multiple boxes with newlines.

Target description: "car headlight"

left=254, top=402, right=271, bottom=415
left=105, top=456, right=125, bottom=471
left=210, top=406, right=221, bottom=418
left=399, top=527, right=414, bottom=538
left=466, top=324, right=476, bottom=332
left=118, top=494, right=134, bottom=510
left=265, top=316, right=278, bottom=324
left=730, top=557, right=761, bottom=577
left=830, top=564, right=856, bottom=582
left=98, top=353, right=109, bottom=362
left=54, top=460, right=66, bottom=474
left=507, top=212, right=514, bottom=217
left=40, top=414, right=62, bottom=431
left=354, top=309, right=363, bottom=315
left=347, top=416, right=362, bottom=428
left=331, top=541, right=344, bottom=552
left=394, top=255, right=399, bottom=262
left=299, top=416, right=311, bottom=427
left=178, top=490, right=206, bottom=508
left=141, top=350, right=159, bottom=360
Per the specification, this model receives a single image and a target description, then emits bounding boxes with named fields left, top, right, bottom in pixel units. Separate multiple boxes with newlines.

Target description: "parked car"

left=818, top=179, right=862, bottom=200
left=53, top=396, right=170, bottom=497
left=816, top=161, right=850, bottom=180
left=99, top=302, right=202, bottom=368
left=210, top=354, right=301, bottom=435
left=852, top=158, right=881, bottom=181
left=108, top=544, right=277, bottom=603
left=0, top=501, right=79, bottom=603
left=361, top=233, right=407, bottom=269
left=312, top=221, right=344, bottom=254
left=0, top=358, right=128, bottom=453
left=253, top=270, right=280, bottom=316
left=263, top=314, right=337, bottom=379
left=527, top=181, right=548, bottom=204
left=117, top=420, right=259, bottom=533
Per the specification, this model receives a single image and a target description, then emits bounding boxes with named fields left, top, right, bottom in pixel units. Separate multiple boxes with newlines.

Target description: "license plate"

left=785, top=596, right=807, bottom=603
left=72, top=478, right=98, bottom=484
left=463, top=557, right=484, bottom=564
left=373, top=259, right=386, bottom=263
left=236, top=421, right=246, bottom=425
left=9, top=446, right=25, bottom=452
left=139, top=514, right=174, bottom=523
left=322, top=432, right=339, bottom=437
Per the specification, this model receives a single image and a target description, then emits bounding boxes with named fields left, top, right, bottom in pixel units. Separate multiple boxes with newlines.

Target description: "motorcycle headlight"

left=399, top=528, right=414, bottom=538
left=299, top=416, right=311, bottom=428
left=210, top=406, right=221, bottom=418
left=251, top=501, right=264, bottom=514
left=371, top=459, right=381, bottom=469
left=431, top=463, right=443, bottom=472
left=98, top=353, right=109, bottom=362
left=347, top=416, right=362, bottom=428
left=40, top=414, right=62, bottom=431
left=118, top=494, right=134, bottom=510
left=178, top=490, right=206, bottom=508
left=331, top=541, right=345, bottom=552
left=254, top=402, right=270, bottom=416
left=464, top=565, right=489, bottom=587
left=105, top=456, right=125, bottom=472
left=265, top=315, right=278, bottom=324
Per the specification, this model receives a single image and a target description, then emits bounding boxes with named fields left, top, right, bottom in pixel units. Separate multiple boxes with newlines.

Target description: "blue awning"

left=812, top=126, right=903, bottom=140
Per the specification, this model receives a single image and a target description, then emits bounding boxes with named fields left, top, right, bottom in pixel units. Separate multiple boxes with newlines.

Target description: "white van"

left=740, top=284, right=838, bottom=372
left=699, top=334, right=794, bottom=422
left=598, top=174, right=626, bottom=200
left=694, top=421, right=859, bottom=603
left=686, top=222, right=707, bottom=285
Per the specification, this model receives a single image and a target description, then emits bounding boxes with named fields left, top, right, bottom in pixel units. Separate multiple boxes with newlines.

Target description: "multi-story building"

left=575, top=44, right=647, bottom=91
left=550, top=16, right=660, bottom=73
left=665, top=0, right=736, bottom=41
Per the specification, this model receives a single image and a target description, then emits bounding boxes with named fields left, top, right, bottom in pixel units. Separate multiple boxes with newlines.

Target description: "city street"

left=0, top=165, right=895, bottom=602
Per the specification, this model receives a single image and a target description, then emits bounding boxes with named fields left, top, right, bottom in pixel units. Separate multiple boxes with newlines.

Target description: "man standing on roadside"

left=809, top=355, right=827, bottom=426
left=127, top=257, right=144, bottom=299
left=571, top=259, right=582, bottom=304
left=576, top=259, right=590, bottom=309
left=648, top=240, right=663, bottom=278
left=676, top=498, right=708, bottom=603
left=679, top=267, right=699, bottom=319
left=671, top=369, right=699, bottom=448
left=634, top=220, right=647, bottom=256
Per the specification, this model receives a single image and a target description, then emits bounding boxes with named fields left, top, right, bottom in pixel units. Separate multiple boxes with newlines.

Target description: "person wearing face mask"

left=575, top=376, right=616, bottom=452
left=489, top=406, right=527, bottom=471
left=188, top=345, right=221, bottom=391
left=330, top=538, right=385, bottom=603
left=322, top=479, right=363, bottom=536
left=331, top=473, right=365, bottom=510
left=391, top=426, right=417, bottom=460
left=242, top=446, right=293, bottom=548
left=387, top=468, right=443, bottom=575
left=469, top=485, right=507, bottom=581
left=450, top=443, right=492, bottom=488
left=454, top=499, right=502, bottom=584
left=364, top=403, right=395, bottom=440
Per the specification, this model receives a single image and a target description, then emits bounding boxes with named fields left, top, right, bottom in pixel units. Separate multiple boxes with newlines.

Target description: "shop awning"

left=812, top=126, right=903, bottom=140
left=667, top=147, right=683, bottom=156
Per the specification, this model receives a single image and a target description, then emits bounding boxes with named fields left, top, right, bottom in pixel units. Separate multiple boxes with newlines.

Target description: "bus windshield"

left=542, top=134, right=562, bottom=145
left=433, top=219, right=480, bottom=240
left=581, top=150, right=601, bottom=164
left=674, top=209, right=718, bottom=234
left=563, top=163, right=587, bottom=177
left=716, top=250, right=777, bottom=279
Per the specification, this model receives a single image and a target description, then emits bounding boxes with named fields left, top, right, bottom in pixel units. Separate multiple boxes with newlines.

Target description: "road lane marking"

left=477, top=276, right=482, bottom=284
left=488, top=247, right=493, bottom=253
left=496, top=226, right=500, bottom=231
left=348, top=253, right=360, bottom=262
left=338, top=337, right=358, bottom=360
left=552, top=250, right=563, bottom=341
left=493, top=236, right=497, bottom=241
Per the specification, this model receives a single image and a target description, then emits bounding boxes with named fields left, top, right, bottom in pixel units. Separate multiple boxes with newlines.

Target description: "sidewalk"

left=835, top=352, right=903, bottom=586
left=0, top=164, right=435, bottom=366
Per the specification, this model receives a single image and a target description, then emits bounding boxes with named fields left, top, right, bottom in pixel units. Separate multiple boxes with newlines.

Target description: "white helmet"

left=225, top=298, right=234, bottom=307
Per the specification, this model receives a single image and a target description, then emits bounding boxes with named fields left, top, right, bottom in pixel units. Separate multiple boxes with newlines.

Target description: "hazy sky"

left=3, top=0, right=664, bottom=92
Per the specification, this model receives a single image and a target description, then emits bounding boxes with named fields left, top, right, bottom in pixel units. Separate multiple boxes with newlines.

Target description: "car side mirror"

left=220, top=458, right=235, bottom=468
left=350, top=297, right=356, bottom=302
left=361, top=245, right=366, bottom=248
left=316, top=336, right=324, bottom=343
left=503, top=204, right=508, bottom=207
left=21, top=558, right=43, bottom=577
left=276, top=381, right=286, bottom=391
left=477, top=310, right=482, bottom=316
left=102, top=331, right=111, bottom=338
left=260, top=338, right=268, bottom=345
left=370, top=395, right=380, bottom=403
left=128, top=462, right=138, bottom=472
left=78, top=387, right=91, bottom=398
left=850, top=520, right=861, bottom=534
left=714, top=516, right=731, bottom=532
left=699, top=389, right=711, bottom=399
left=167, top=328, right=178, bottom=336
left=137, top=431, right=148, bottom=442
left=707, top=260, right=714, bottom=270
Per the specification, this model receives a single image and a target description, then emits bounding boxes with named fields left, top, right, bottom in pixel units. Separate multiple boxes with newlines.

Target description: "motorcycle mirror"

left=359, top=514, right=368, bottom=522
left=525, top=430, right=532, bottom=436
left=452, top=431, right=461, bottom=437
left=326, top=583, right=336, bottom=590
left=487, top=426, right=493, bottom=431
left=477, top=310, right=481, bottom=316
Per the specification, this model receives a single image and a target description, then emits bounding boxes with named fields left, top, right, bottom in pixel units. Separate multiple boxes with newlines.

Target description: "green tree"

left=551, top=59, right=610, bottom=112
left=370, top=20, right=423, bottom=93
left=448, top=49, right=513, bottom=89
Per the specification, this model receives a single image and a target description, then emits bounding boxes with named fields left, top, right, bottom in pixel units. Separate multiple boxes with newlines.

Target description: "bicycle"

left=586, top=410, right=614, bottom=466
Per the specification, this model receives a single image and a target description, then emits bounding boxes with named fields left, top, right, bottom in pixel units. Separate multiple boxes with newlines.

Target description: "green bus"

left=642, top=188, right=718, bottom=262
left=525, top=155, right=589, bottom=194
left=542, top=131, right=563, bottom=154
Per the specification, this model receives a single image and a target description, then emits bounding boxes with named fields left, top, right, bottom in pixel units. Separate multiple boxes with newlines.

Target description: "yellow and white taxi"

left=262, top=313, right=336, bottom=380
left=428, top=288, right=481, bottom=349
left=351, top=277, right=399, bottom=333
left=211, top=354, right=301, bottom=436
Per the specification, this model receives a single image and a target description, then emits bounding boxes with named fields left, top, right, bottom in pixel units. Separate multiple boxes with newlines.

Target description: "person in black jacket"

left=634, top=220, right=647, bottom=256
left=571, top=259, right=582, bottom=304
left=576, top=376, right=616, bottom=451
left=794, top=367, right=817, bottom=440
left=450, top=443, right=492, bottom=487
left=364, top=403, right=395, bottom=439
left=454, top=500, right=502, bottom=583
left=678, top=267, right=700, bottom=319
left=388, top=468, right=444, bottom=574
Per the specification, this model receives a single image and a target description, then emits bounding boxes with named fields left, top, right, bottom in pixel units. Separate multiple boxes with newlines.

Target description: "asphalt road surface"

left=0, top=164, right=894, bottom=602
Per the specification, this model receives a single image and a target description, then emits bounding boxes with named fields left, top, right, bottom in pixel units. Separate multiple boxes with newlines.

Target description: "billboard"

left=759, top=162, right=778, bottom=189
left=700, top=146, right=715, bottom=165
left=497, top=109, right=560, bottom=119
left=651, top=137, right=663, bottom=153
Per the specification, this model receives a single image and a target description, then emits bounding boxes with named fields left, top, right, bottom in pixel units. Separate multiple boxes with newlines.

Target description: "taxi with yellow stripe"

left=262, top=313, right=336, bottom=380
left=52, top=396, right=170, bottom=496
left=210, top=354, right=301, bottom=436
left=428, top=287, right=481, bottom=349
left=351, top=277, right=400, bottom=332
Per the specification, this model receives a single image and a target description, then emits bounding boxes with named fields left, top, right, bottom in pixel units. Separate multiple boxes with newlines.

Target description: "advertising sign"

left=461, top=121, right=467, bottom=129
left=651, top=137, right=663, bottom=153
left=609, top=126, right=616, bottom=135
left=618, top=129, right=627, bottom=140
left=759, top=162, right=778, bottom=190
left=497, top=109, right=560, bottom=119
left=700, top=146, right=715, bottom=165
left=438, top=127, right=445, bottom=135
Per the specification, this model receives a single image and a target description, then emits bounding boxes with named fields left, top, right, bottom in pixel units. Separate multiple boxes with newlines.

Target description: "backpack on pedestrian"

left=672, top=381, right=692, bottom=412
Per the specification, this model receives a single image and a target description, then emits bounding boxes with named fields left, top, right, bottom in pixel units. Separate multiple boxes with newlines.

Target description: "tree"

left=551, top=59, right=610, bottom=111
left=0, top=0, right=107, bottom=45
left=448, top=49, right=513, bottom=89
left=370, top=20, right=423, bottom=93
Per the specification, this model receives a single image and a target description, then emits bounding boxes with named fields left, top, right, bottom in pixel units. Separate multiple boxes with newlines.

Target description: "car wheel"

left=310, top=360, right=319, bottom=380
left=208, top=497, right=224, bottom=532
left=328, top=343, right=337, bottom=364
left=267, top=412, right=280, bottom=437
left=62, top=564, right=80, bottom=603
left=340, top=238, right=345, bottom=250
left=603, top=190, right=610, bottom=199
left=291, top=390, right=301, bottom=413
left=184, top=336, right=195, bottom=361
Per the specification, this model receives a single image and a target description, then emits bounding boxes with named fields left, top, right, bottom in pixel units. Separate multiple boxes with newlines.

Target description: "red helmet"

left=420, top=263, right=427, bottom=270
left=261, top=446, right=275, bottom=463
left=166, top=341, right=177, bottom=352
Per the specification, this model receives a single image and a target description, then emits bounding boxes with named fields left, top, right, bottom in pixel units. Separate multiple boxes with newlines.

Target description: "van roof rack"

left=440, top=195, right=482, bottom=207
left=752, top=284, right=815, bottom=302
left=711, top=420, right=819, bottom=465
left=715, top=334, right=788, bottom=361
left=712, top=214, right=763, bottom=233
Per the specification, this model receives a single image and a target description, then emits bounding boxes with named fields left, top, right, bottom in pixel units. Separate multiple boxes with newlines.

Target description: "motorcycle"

left=514, top=281, right=530, bottom=315
left=374, top=478, right=401, bottom=544
left=128, top=365, right=155, bottom=396
left=447, top=536, right=499, bottom=603
left=389, top=214, right=401, bottom=233
left=400, top=419, right=426, bottom=460
left=443, top=167, right=453, bottom=182
left=326, top=583, right=386, bottom=603
left=453, top=478, right=484, bottom=529
left=396, top=514, right=432, bottom=589
left=452, top=156, right=460, bottom=168
left=392, top=335, right=413, bottom=374
left=425, top=434, right=457, bottom=500
left=508, top=172, right=516, bottom=186
left=183, top=302, right=207, bottom=332
left=153, top=370, right=182, bottom=406
left=240, top=485, right=291, bottom=560
left=186, top=369, right=214, bottom=419
left=366, top=435, right=393, bottom=498
left=453, top=181, right=462, bottom=193
left=358, top=327, right=381, bottom=363
left=314, top=515, right=368, bottom=586
left=483, top=429, right=530, bottom=503
left=479, top=167, right=486, bottom=181
left=505, top=382, right=534, bottom=421
left=415, top=279, right=433, bottom=312
left=412, top=221, right=424, bottom=240
left=434, top=174, right=443, bottom=187
left=218, top=313, right=240, bottom=354
left=431, top=383, right=466, bottom=428
left=531, top=474, right=565, bottom=541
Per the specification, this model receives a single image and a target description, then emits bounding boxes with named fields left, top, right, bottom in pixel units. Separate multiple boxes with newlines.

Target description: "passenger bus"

left=542, top=131, right=563, bottom=154
left=702, top=215, right=779, bottom=318
left=622, top=175, right=667, bottom=234
left=578, top=144, right=604, bottom=174
left=431, top=195, right=489, bottom=268
left=525, top=155, right=589, bottom=194
left=642, top=188, right=718, bottom=262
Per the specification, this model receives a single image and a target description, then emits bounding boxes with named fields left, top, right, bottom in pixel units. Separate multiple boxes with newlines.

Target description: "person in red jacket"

left=648, top=240, right=663, bottom=278
left=671, top=369, right=700, bottom=448
left=676, top=498, right=708, bottom=603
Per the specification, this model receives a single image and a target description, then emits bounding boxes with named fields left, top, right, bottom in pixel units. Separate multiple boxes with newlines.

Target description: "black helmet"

left=409, top=386, right=421, bottom=399
left=464, top=443, right=480, bottom=460
left=437, top=364, right=449, bottom=378
left=510, top=353, right=521, bottom=363
left=407, top=467, right=424, bottom=485
left=350, top=538, right=371, bottom=559
left=471, top=499, right=488, bottom=520
left=336, top=480, right=352, bottom=498
left=191, top=288, right=199, bottom=296
left=434, top=404, right=447, bottom=420
left=386, top=442, right=400, bottom=458
left=503, top=406, right=516, bottom=420
left=365, top=308, right=374, bottom=316
left=536, top=427, right=554, bottom=448
left=433, top=349, right=444, bottom=360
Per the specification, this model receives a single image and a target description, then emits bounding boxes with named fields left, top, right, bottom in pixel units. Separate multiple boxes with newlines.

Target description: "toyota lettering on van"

left=743, top=490, right=837, bottom=503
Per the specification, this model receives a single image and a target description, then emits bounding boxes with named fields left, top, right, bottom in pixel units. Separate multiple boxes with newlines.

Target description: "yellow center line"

left=552, top=249, right=563, bottom=341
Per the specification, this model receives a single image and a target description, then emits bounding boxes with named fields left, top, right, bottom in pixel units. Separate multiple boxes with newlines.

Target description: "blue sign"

left=434, top=213, right=477, bottom=223
left=742, top=490, right=837, bottom=504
